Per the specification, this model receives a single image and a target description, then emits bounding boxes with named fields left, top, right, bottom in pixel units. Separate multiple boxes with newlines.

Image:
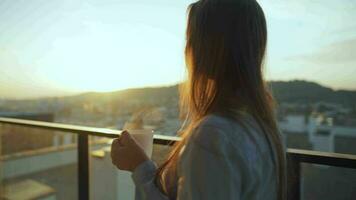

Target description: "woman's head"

left=157, top=1, right=286, bottom=199
left=184, top=0, right=268, bottom=120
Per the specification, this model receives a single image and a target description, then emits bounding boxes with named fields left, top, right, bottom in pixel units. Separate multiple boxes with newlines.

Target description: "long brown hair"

left=155, top=0, right=286, bottom=199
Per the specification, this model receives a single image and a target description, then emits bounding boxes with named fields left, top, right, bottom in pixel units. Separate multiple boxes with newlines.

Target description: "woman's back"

left=112, top=1, right=286, bottom=199
left=172, top=113, right=277, bottom=199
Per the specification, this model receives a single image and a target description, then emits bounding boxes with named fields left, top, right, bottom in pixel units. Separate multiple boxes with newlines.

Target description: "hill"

left=77, top=80, right=356, bottom=106
left=270, top=80, right=356, bottom=106
left=1, top=80, right=355, bottom=111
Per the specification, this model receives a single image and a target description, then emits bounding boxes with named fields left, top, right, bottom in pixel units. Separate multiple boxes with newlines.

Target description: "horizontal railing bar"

left=287, top=148, right=356, bottom=169
left=0, top=117, right=121, bottom=137
left=2, top=117, right=356, bottom=167
left=0, top=117, right=181, bottom=144
left=153, top=134, right=181, bottom=145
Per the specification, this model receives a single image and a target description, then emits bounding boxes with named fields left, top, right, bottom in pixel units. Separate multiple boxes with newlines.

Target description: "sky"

left=0, top=0, right=356, bottom=99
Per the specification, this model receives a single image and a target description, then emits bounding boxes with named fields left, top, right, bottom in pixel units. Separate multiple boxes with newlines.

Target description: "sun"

left=38, top=24, right=185, bottom=93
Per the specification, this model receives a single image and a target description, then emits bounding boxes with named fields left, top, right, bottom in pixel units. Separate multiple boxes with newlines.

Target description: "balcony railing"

left=1, top=117, right=356, bottom=200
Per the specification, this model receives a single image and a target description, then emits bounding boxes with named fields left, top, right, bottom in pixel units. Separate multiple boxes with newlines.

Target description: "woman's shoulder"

left=192, top=113, right=250, bottom=139
left=189, top=113, right=268, bottom=157
left=199, top=114, right=234, bottom=129
left=188, top=114, right=248, bottom=154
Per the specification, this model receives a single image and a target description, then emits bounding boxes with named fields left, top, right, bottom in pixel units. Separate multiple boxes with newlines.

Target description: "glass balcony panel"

left=0, top=124, right=78, bottom=200
left=89, top=135, right=173, bottom=200
left=301, top=163, right=356, bottom=200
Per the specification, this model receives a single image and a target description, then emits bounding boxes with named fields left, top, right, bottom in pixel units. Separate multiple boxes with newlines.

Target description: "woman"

left=111, top=0, right=286, bottom=199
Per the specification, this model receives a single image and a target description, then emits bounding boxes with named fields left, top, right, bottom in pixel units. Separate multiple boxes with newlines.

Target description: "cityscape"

left=1, top=0, right=356, bottom=199
left=1, top=80, right=356, bottom=199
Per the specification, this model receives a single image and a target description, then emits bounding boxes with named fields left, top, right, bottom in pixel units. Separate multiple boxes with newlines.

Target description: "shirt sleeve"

left=131, top=160, right=169, bottom=200
left=176, top=125, right=245, bottom=200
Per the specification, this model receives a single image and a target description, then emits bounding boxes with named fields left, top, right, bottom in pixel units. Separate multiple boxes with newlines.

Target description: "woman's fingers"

left=111, top=131, right=131, bottom=164
left=119, top=130, right=133, bottom=145
left=111, top=138, right=128, bottom=167
left=111, top=139, right=118, bottom=165
left=111, top=129, right=149, bottom=171
left=111, top=139, right=120, bottom=156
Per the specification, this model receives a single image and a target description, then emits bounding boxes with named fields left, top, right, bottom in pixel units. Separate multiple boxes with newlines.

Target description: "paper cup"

left=128, top=129, right=154, bottom=158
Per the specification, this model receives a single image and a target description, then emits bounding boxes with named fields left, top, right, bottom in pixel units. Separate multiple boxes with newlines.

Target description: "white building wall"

left=3, top=147, right=77, bottom=179
left=312, top=134, right=334, bottom=152
left=279, top=115, right=307, bottom=133
left=63, top=134, right=72, bottom=145
left=333, top=126, right=356, bottom=137
left=90, top=147, right=135, bottom=200
left=306, top=116, right=356, bottom=152
left=52, top=135, right=60, bottom=147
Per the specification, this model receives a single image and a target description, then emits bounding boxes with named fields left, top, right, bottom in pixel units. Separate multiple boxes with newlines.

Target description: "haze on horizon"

left=1, top=0, right=356, bottom=99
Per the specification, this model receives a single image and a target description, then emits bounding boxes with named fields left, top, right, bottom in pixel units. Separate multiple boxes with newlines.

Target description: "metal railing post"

left=287, top=154, right=301, bottom=200
left=0, top=123, right=3, bottom=198
left=78, top=134, right=89, bottom=200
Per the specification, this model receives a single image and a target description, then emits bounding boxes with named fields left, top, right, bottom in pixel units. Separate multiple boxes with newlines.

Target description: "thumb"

left=119, top=130, right=133, bottom=145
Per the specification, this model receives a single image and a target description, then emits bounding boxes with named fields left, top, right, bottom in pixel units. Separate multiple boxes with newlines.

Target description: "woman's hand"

left=111, top=130, right=149, bottom=172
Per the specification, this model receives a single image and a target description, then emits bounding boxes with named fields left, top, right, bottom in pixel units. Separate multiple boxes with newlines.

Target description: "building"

left=279, top=113, right=356, bottom=153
